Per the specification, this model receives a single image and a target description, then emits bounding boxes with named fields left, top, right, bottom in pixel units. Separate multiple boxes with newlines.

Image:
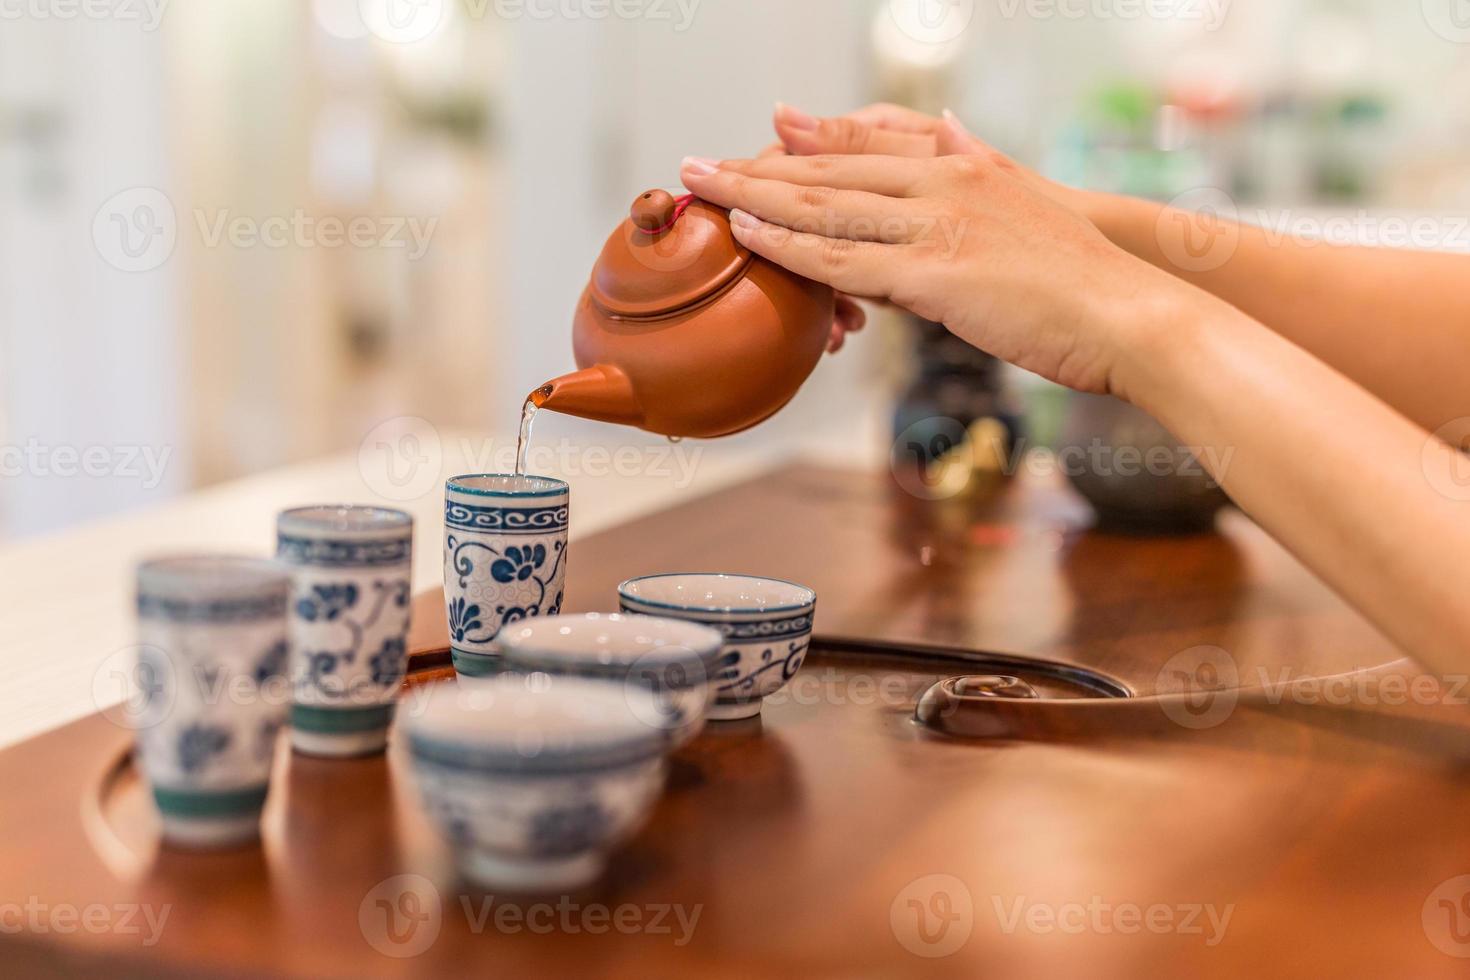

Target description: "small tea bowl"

left=403, top=674, right=668, bottom=892
left=495, top=613, right=725, bottom=747
left=618, top=573, right=816, bottom=721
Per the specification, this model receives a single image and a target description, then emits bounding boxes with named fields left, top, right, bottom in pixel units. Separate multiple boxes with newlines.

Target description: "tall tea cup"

left=444, top=475, right=569, bottom=677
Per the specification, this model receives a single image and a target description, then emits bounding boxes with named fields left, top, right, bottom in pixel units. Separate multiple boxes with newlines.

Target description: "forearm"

left=1091, top=193, right=1470, bottom=433
left=1113, top=278, right=1470, bottom=677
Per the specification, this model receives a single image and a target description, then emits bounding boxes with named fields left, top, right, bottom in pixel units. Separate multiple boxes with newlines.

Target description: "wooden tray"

left=4, top=465, right=1469, bottom=979
left=78, top=641, right=1127, bottom=967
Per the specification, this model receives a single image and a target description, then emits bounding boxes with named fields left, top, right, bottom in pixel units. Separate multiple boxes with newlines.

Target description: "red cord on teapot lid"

left=632, top=192, right=697, bottom=236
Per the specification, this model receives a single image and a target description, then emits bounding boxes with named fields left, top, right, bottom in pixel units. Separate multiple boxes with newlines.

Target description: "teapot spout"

left=534, top=365, right=644, bottom=428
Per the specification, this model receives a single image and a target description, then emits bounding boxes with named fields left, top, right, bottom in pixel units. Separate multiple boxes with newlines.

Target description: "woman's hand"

left=759, top=104, right=1103, bottom=356
left=682, top=115, right=1198, bottom=400
left=769, top=105, right=1470, bottom=433
left=763, top=123, right=869, bottom=353
left=708, top=110, right=1470, bottom=678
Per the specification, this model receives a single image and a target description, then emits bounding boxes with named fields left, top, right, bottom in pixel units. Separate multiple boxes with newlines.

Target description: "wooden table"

left=3, top=464, right=1468, bottom=978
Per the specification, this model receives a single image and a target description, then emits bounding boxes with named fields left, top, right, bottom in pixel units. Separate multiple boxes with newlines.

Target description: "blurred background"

left=3, top=0, right=1470, bottom=539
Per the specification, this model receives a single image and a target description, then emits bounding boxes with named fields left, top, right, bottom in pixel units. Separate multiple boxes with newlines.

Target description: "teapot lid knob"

left=630, top=189, right=689, bottom=233
left=590, top=190, right=751, bottom=318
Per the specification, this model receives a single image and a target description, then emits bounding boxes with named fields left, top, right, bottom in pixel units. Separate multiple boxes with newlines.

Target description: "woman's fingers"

left=727, top=209, right=899, bottom=301
left=778, top=101, right=939, bottom=134
left=827, top=322, right=847, bottom=353
left=936, top=110, right=992, bottom=157
left=775, top=107, right=935, bottom=159
left=836, top=294, right=868, bottom=333
left=688, top=153, right=928, bottom=197
left=845, top=103, right=944, bottom=134
left=775, top=102, right=940, bottom=158
left=830, top=295, right=867, bottom=351
left=766, top=103, right=939, bottom=164
left=772, top=103, right=1007, bottom=167
left=777, top=119, right=934, bottom=159
left=681, top=157, right=920, bottom=243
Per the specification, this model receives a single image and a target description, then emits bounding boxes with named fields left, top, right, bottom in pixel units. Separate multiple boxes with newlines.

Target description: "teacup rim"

left=277, top=504, right=413, bottom=537
left=403, top=677, right=668, bottom=770
left=407, top=735, right=666, bottom=776
left=617, top=572, right=817, bottom=615
left=137, top=554, right=291, bottom=600
left=497, top=612, right=726, bottom=672
left=447, top=474, right=569, bottom=499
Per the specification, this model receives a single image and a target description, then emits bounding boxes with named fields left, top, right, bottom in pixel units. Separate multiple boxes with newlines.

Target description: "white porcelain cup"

left=133, top=555, right=292, bottom=848
left=618, top=573, right=817, bottom=720
left=494, top=613, right=725, bottom=747
left=277, top=505, right=414, bottom=757
left=404, top=674, right=668, bottom=892
left=443, top=475, right=569, bottom=678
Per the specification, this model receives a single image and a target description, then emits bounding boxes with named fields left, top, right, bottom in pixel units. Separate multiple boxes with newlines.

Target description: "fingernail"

left=729, top=209, right=760, bottom=231
left=942, top=108, right=971, bottom=136
left=775, top=102, right=819, bottom=132
left=681, top=156, right=719, bottom=176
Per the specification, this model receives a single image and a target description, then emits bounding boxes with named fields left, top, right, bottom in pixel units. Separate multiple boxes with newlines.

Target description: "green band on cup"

left=152, top=784, right=269, bottom=820
left=452, top=648, right=505, bottom=678
left=291, top=702, right=396, bottom=734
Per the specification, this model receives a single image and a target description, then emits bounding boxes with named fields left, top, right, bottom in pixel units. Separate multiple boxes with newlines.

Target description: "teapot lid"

left=588, top=189, right=753, bottom=318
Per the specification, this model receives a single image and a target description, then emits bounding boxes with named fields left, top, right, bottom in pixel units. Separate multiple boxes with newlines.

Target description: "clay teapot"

left=534, top=189, right=835, bottom=438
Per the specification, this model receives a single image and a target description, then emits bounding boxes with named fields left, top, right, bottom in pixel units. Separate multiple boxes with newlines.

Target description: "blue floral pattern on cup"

left=177, top=723, right=232, bottom=775
left=618, top=574, right=817, bottom=721
left=294, top=583, right=360, bottom=623
left=252, top=639, right=289, bottom=687
left=289, top=579, right=410, bottom=702
left=702, top=611, right=815, bottom=701
left=447, top=596, right=485, bottom=645
left=277, top=506, right=414, bottom=755
left=133, top=555, right=293, bottom=844
left=444, top=476, right=569, bottom=671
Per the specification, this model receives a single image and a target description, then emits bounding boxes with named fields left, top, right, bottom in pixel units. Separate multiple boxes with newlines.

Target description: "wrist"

left=1045, top=181, right=1101, bottom=224
left=1099, top=262, right=1230, bottom=412
left=1041, top=182, right=1150, bottom=253
left=1080, top=191, right=1147, bottom=245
